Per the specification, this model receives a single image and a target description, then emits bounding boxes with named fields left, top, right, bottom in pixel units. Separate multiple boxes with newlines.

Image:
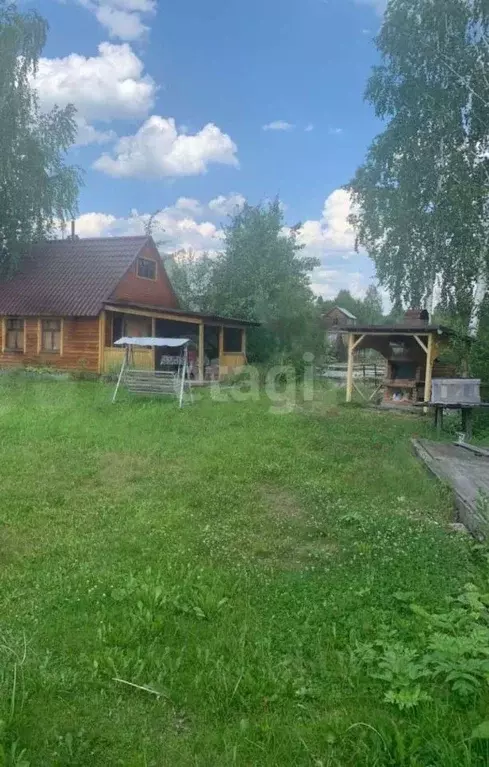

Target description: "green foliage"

left=168, top=200, right=325, bottom=363
left=0, top=0, right=81, bottom=275
left=353, top=578, right=489, bottom=714
left=321, top=285, right=385, bottom=325
left=349, top=0, right=489, bottom=316
left=165, top=249, right=215, bottom=313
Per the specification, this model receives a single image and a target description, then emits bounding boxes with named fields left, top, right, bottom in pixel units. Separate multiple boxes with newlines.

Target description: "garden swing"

left=112, top=337, right=193, bottom=407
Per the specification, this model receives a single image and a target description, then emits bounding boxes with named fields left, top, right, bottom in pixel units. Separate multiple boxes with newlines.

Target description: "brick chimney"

left=403, top=308, right=429, bottom=326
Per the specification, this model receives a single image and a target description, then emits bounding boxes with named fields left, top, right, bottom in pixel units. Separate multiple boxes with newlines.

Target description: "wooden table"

left=418, top=402, right=489, bottom=440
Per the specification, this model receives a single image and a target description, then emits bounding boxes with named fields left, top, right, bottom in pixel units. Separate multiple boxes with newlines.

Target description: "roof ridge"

left=47, top=235, right=149, bottom=243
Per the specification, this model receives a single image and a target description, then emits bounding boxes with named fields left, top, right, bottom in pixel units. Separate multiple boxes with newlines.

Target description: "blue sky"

left=31, top=0, right=386, bottom=299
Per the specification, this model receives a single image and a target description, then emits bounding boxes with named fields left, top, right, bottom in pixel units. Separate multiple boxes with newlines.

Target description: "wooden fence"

left=322, top=362, right=387, bottom=382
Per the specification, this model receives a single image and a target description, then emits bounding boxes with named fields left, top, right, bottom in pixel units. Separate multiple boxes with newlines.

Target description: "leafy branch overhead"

left=0, top=0, right=82, bottom=275
left=348, top=0, right=489, bottom=319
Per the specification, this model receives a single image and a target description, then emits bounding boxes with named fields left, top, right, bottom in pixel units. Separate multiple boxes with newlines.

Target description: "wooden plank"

left=414, top=334, right=428, bottom=354
left=346, top=333, right=355, bottom=403
left=352, top=333, right=366, bottom=351
left=198, top=322, right=204, bottom=383
left=424, top=332, right=434, bottom=410
left=104, top=304, right=200, bottom=326
left=412, top=439, right=489, bottom=539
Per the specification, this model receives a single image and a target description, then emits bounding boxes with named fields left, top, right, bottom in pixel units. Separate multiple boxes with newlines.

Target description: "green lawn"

left=0, top=375, right=488, bottom=766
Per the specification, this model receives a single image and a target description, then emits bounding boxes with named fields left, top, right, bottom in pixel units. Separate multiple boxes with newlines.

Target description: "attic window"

left=137, top=257, right=156, bottom=280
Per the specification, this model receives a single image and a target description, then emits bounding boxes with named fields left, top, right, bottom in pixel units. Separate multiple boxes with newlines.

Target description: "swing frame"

left=111, top=337, right=193, bottom=407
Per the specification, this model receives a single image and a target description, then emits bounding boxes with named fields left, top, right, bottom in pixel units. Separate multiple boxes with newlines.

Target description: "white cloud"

left=78, top=0, right=156, bottom=40
left=288, top=189, right=378, bottom=300
left=73, top=200, right=225, bottom=255
left=329, top=127, right=344, bottom=135
left=71, top=212, right=117, bottom=237
left=262, top=120, right=295, bottom=132
left=305, top=123, right=314, bottom=133
left=70, top=190, right=377, bottom=301
left=74, top=118, right=116, bottom=146
left=94, top=116, right=239, bottom=178
left=297, top=189, right=357, bottom=259
left=34, top=43, right=156, bottom=122
left=311, top=270, right=370, bottom=300
left=208, top=193, right=246, bottom=217
left=174, top=198, right=203, bottom=215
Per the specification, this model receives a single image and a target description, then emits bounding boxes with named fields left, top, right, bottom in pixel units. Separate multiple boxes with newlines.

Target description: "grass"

left=0, top=374, right=488, bottom=765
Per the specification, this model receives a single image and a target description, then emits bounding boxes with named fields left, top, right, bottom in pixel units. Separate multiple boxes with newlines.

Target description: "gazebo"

left=340, top=310, right=470, bottom=406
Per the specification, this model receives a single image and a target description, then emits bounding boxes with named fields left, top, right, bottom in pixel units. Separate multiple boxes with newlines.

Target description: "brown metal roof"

left=0, top=236, right=149, bottom=316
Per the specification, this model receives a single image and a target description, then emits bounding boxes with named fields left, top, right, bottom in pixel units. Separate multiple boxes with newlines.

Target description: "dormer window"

left=137, top=257, right=156, bottom=280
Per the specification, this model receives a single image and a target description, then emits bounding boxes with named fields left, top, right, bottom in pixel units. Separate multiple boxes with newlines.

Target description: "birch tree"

left=0, top=1, right=81, bottom=275
left=349, top=0, right=489, bottom=330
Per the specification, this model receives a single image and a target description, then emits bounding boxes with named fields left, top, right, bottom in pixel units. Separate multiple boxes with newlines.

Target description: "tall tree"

left=0, top=0, right=81, bottom=275
left=165, top=249, right=215, bottom=312
left=348, top=0, right=489, bottom=325
left=210, top=200, right=322, bottom=360
left=361, top=284, right=384, bottom=325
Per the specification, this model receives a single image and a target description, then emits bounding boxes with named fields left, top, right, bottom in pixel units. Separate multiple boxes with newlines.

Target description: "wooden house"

left=322, top=306, right=357, bottom=332
left=322, top=306, right=357, bottom=361
left=0, top=236, right=256, bottom=380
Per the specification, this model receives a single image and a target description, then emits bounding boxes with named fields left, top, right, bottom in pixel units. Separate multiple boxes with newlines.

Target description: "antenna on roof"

left=69, top=219, right=79, bottom=241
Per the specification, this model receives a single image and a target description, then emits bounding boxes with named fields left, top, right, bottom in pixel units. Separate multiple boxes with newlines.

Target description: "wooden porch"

left=100, top=306, right=248, bottom=380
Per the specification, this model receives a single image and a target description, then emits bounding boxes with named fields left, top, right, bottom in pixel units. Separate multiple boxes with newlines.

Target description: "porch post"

left=198, top=322, right=205, bottom=383
left=346, top=333, right=355, bottom=403
left=98, top=310, right=106, bottom=374
left=424, top=332, right=434, bottom=408
left=241, top=328, right=247, bottom=358
left=219, top=325, right=224, bottom=380
left=151, top=317, right=156, bottom=369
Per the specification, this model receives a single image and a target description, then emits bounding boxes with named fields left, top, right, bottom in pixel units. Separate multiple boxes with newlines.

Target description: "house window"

left=41, top=319, right=61, bottom=352
left=5, top=318, right=24, bottom=351
left=137, top=257, right=156, bottom=280
left=223, top=327, right=243, bottom=353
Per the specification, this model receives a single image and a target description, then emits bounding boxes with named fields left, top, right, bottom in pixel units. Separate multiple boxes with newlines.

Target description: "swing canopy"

left=114, top=337, right=191, bottom=347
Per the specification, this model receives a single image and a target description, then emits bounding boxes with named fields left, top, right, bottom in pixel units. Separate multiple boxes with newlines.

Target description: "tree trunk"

left=469, top=265, right=487, bottom=337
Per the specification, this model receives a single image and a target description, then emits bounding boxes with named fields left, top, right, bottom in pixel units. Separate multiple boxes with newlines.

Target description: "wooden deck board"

left=412, top=439, right=489, bottom=539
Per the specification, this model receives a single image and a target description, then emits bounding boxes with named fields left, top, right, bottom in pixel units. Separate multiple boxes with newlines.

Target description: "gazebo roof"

left=338, top=324, right=472, bottom=342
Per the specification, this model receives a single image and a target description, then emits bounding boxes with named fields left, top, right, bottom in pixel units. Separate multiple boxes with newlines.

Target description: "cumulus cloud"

left=305, top=124, right=314, bottom=133
left=74, top=118, right=117, bottom=146
left=93, top=116, right=239, bottom=178
left=34, top=43, right=156, bottom=122
left=296, top=189, right=357, bottom=260
left=311, top=269, right=370, bottom=300
left=288, top=189, right=377, bottom=300
left=70, top=212, right=117, bottom=237
left=70, top=189, right=376, bottom=300
left=208, top=193, right=246, bottom=217
left=73, top=201, right=225, bottom=255
left=78, top=0, right=156, bottom=40
left=174, top=198, right=203, bottom=215
left=262, top=120, right=295, bottom=132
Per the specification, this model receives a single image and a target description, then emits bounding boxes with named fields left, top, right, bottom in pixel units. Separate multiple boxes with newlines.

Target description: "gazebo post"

left=346, top=333, right=355, bottom=402
left=198, top=322, right=205, bottom=383
left=424, top=332, right=435, bottom=409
